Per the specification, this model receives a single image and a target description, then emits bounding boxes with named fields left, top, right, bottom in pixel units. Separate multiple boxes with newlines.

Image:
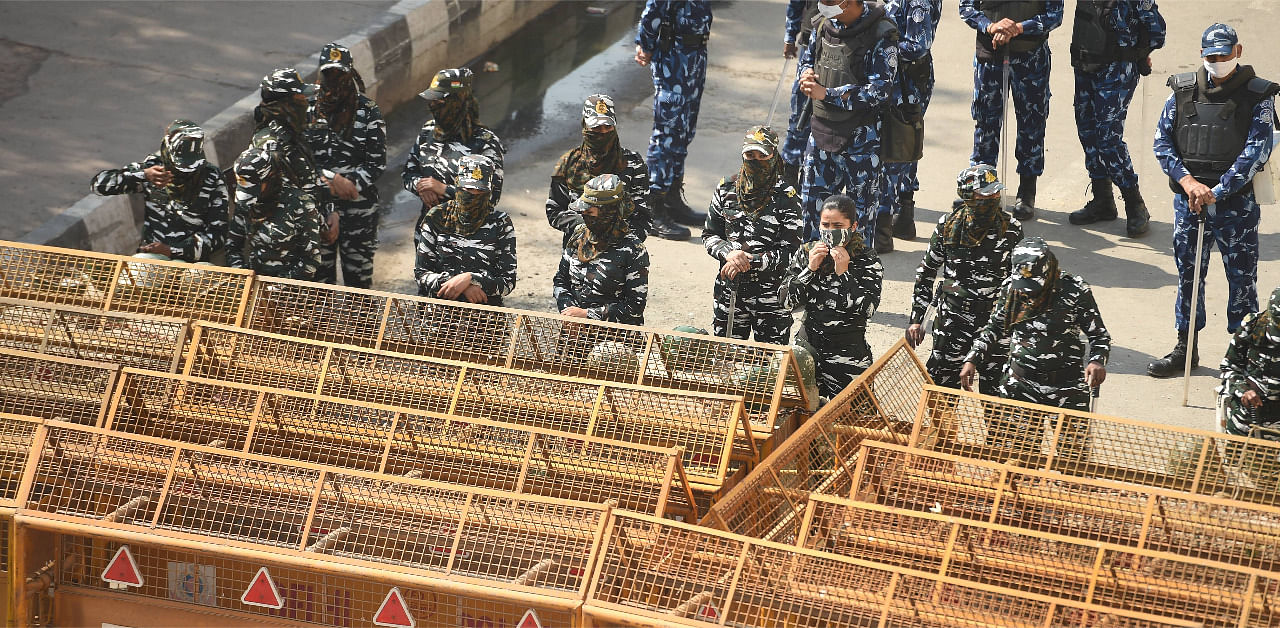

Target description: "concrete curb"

left=21, top=0, right=558, bottom=255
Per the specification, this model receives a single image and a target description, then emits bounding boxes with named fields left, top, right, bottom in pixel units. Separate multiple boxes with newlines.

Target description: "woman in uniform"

left=553, top=174, right=650, bottom=326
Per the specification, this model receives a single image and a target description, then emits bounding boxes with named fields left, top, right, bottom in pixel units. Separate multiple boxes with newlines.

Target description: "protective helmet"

left=956, top=164, right=1004, bottom=200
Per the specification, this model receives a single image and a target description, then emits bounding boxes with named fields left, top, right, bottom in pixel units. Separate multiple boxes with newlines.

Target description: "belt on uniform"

left=1011, top=363, right=1082, bottom=388
left=663, top=32, right=709, bottom=48
left=941, top=295, right=994, bottom=316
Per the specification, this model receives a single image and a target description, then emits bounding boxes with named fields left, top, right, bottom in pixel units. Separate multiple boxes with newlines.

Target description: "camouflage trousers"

left=805, top=325, right=872, bottom=399
left=970, top=44, right=1051, bottom=176
left=1172, top=191, right=1259, bottom=333
left=317, top=201, right=379, bottom=289
left=781, top=64, right=811, bottom=168
left=711, top=272, right=791, bottom=345
left=986, top=371, right=1091, bottom=464
left=1074, top=61, right=1141, bottom=190
left=800, top=133, right=884, bottom=243
left=646, top=46, right=707, bottom=193
left=926, top=301, right=1005, bottom=393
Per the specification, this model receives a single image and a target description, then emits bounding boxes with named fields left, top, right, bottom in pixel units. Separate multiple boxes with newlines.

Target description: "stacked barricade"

left=0, top=349, right=118, bottom=426
left=0, top=297, right=188, bottom=372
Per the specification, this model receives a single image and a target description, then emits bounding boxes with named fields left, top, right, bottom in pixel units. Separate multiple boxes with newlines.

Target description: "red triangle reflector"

left=698, top=601, right=719, bottom=619
left=240, top=566, right=284, bottom=609
left=101, top=545, right=143, bottom=587
left=516, top=609, right=543, bottom=628
left=373, top=587, right=415, bottom=628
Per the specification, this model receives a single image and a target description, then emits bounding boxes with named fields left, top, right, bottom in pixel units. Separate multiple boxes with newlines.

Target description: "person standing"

left=782, top=194, right=883, bottom=399
left=958, top=0, right=1064, bottom=220
left=907, top=165, right=1022, bottom=392
left=797, top=0, right=899, bottom=246
left=1147, top=23, right=1278, bottom=378
left=781, top=1, right=819, bottom=188
left=634, top=0, right=712, bottom=231
left=91, top=119, right=227, bottom=262
left=703, top=126, right=804, bottom=344
left=554, top=174, right=650, bottom=326
left=307, top=43, right=387, bottom=288
left=1065, top=0, right=1165, bottom=237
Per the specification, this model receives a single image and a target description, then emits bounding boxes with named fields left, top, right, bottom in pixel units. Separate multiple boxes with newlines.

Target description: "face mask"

left=456, top=188, right=488, bottom=209
left=583, top=128, right=615, bottom=153
left=816, top=0, right=846, bottom=20
left=970, top=197, right=1002, bottom=214
left=820, top=227, right=855, bottom=248
left=1204, top=58, right=1238, bottom=78
left=583, top=212, right=614, bottom=236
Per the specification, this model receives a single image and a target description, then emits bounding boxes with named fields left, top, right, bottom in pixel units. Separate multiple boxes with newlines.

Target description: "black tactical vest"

left=810, top=4, right=898, bottom=153
left=975, top=0, right=1047, bottom=63
left=798, top=1, right=819, bottom=48
left=1069, top=0, right=1119, bottom=68
left=1168, top=69, right=1279, bottom=194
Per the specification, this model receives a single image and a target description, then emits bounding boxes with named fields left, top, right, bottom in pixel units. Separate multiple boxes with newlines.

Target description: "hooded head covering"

left=255, top=68, right=315, bottom=135
left=316, top=43, right=364, bottom=137
left=420, top=68, right=479, bottom=142
left=553, top=94, right=626, bottom=193
left=158, top=119, right=207, bottom=202
left=945, top=164, right=1010, bottom=247
left=735, top=125, right=782, bottom=217
left=1003, top=237, right=1060, bottom=330
left=425, top=154, right=495, bottom=236
left=571, top=173, right=632, bottom=261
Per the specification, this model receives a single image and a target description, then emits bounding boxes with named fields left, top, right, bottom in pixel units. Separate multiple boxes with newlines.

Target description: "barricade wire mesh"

left=105, top=369, right=690, bottom=517
left=185, top=323, right=746, bottom=489
left=23, top=423, right=610, bottom=595
left=0, top=349, right=116, bottom=425
left=0, top=297, right=187, bottom=371
left=0, top=413, right=42, bottom=505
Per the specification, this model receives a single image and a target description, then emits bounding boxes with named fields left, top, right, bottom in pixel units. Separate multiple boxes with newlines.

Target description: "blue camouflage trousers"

left=970, top=44, right=1051, bottom=176
left=782, top=64, right=811, bottom=168
left=1074, top=61, right=1141, bottom=189
left=1172, top=191, right=1260, bottom=333
left=800, top=129, right=884, bottom=243
left=646, top=46, right=708, bottom=194
left=879, top=70, right=936, bottom=218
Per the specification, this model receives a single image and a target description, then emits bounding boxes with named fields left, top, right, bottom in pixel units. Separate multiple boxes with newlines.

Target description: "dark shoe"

left=1010, top=175, right=1036, bottom=220
left=665, top=176, right=707, bottom=226
left=647, top=191, right=691, bottom=240
left=1119, top=184, right=1150, bottom=237
left=782, top=162, right=801, bottom=190
left=874, top=220, right=894, bottom=254
left=1068, top=178, right=1118, bottom=225
left=893, top=192, right=917, bottom=240
left=1147, top=331, right=1199, bottom=378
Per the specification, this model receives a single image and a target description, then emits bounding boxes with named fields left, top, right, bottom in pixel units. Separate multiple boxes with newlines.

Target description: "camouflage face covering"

left=161, top=120, right=205, bottom=173
left=427, top=156, right=494, bottom=236
left=318, top=68, right=359, bottom=136
left=554, top=95, right=626, bottom=193
left=1268, top=286, right=1280, bottom=337
left=573, top=174, right=631, bottom=261
left=736, top=126, right=782, bottom=216
left=944, top=196, right=1009, bottom=248
left=1004, top=237, right=1060, bottom=330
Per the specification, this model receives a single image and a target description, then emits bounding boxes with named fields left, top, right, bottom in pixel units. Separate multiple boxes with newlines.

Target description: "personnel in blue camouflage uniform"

left=876, top=0, right=942, bottom=250
left=547, top=94, right=660, bottom=242
left=962, top=238, right=1110, bottom=462
left=703, top=126, right=804, bottom=344
left=907, top=165, right=1022, bottom=392
left=228, top=69, right=332, bottom=280
left=414, top=155, right=515, bottom=306
left=1148, top=23, right=1278, bottom=378
left=307, top=43, right=387, bottom=288
left=958, top=0, right=1064, bottom=220
left=91, top=120, right=227, bottom=262
left=798, top=0, right=899, bottom=246
left=554, top=174, right=650, bottom=326
left=782, top=194, right=883, bottom=398
left=782, top=1, right=819, bottom=188
left=1066, top=0, right=1165, bottom=238
left=403, top=68, right=506, bottom=233
left=634, top=0, right=712, bottom=230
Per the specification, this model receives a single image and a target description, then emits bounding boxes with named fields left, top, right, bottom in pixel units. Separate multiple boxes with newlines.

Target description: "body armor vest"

left=975, top=0, right=1047, bottom=63
left=1168, top=69, right=1279, bottom=194
left=798, top=1, right=819, bottom=48
left=810, top=4, right=898, bottom=153
left=1070, top=0, right=1120, bottom=68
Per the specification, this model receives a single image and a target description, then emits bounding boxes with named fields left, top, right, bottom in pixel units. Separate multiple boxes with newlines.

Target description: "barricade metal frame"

left=103, top=368, right=696, bottom=518
left=183, top=322, right=753, bottom=491
left=0, top=350, right=118, bottom=426
left=0, top=297, right=188, bottom=372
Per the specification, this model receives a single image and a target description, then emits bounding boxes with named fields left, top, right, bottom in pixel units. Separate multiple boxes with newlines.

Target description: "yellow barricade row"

left=0, top=297, right=188, bottom=372
left=0, top=350, right=118, bottom=427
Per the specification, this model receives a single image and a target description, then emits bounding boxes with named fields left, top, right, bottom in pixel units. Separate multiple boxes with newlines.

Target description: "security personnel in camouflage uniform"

left=554, top=174, right=650, bottom=326
left=403, top=68, right=506, bottom=231
left=907, top=165, right=1022, bottom=392
left=958, top=0, right=1064, bottom=220
left=307, top=43, right=386, bottom=288
left=1148, top=23, right=1278, bottom=378
left=547, top=95, right=660, bottom=241
left=877, top=0, right=942, bottom=249
left=91, top=119, right=227, bottom=262
left=962, top=238, right=1109, bottom=462
left=1065, top=1, right=1164, bottom=237
left=703, top=126, right=804, bottom=344
left=634, top=0, right=712, bottom=229
left=1219, top=287, right=1280, bottom=441
left=414, top=155, right=515, bottom=306
left=782, top=194, right=883, bottom=398
left=798, top=0, right=899, bottom=245
left=782, top=1, right=819, bottom=188
left=229, top=69, right=332, bottom=280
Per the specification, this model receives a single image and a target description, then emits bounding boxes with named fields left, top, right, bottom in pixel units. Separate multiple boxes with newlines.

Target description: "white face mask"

left=816, top=0, right=846, bottom=20
left=1204, top=58, right=1238, bottom=78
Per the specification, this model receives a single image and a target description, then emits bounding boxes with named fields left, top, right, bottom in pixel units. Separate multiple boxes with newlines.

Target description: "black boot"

left=1119, top=183, right=1150, bottom=237
left=782, top=162, right=801, bottom=190
left=1068, top=178, right=1117, bottom=225
left=664, top=176, right=707, bottom=226
left=893, top=191, right=917, bottom=240
left=647, top=190, right=691, bottom=240
left=1147, top=330, right=1199, bottom=378
left=1010, top=175, right=1036, bottom=220
left=874, top=219, right=894, bottom=254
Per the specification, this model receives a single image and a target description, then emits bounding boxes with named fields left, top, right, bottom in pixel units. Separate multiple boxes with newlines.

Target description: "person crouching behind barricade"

left=553, top=174, right=650, bottom=327
left=781, top=194, right=883, bottom=400
left=1217, top=286, right=1280, bottom=492
left=703, top=126, right=804, bottom=345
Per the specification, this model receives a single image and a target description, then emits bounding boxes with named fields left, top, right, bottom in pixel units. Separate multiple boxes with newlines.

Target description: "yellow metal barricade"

left=0, top=297, right=188, bottom=372
left=0, top=350, right=118, bottom=426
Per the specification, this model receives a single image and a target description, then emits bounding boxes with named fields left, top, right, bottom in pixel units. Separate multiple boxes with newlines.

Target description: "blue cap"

left=1201, top=23, right=1238, bottom=57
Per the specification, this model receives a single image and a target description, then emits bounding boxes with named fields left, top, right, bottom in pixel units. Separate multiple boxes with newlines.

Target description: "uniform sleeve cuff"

left=796, top=267, right=816, bottom=284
